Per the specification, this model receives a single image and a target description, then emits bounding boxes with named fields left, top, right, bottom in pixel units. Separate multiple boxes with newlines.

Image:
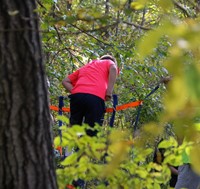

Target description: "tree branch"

left=173, top=1, right=191, bottom=17
left=123, top=21, right=151, bottom=30
left=70, top=24, right=112, bottom=46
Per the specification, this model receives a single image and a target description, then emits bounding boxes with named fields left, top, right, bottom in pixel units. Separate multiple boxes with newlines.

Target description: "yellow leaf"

left=101, top=141, right=129, bottom=177
left=130, top=2, right=145, bottom=10
left=158, top=137, right=178, bottom=148
left=110, top=0, right=127, bottom=10
left=135, top=169, right=148, bottom=178
left=137, top=30, right=162, bottom=58
left=61, top=153, right=78, bottom=166
left=153, top=182, right=161, bottom=189
left=54, top=136, right=61, bottom=148
left=163, top=76, right=188, bottom=118
left=77, top=9, right=86, bottom=19
left=195, top=123, right=200, bottom=131
left=185, top=63, right=200, bottom=104
left=109, top=129, right=128, bottom=143
left=55, top=20, right=66, bottom=27
left=158, top=0, right=173, bottom=11
left=57, top=115, right=69, bottom=124
left=191, top=146, right=200, bottom=175
left=142, top=123, right=163, bottom=136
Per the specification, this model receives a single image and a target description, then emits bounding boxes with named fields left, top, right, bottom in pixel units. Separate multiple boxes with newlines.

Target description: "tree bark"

left=0, top=1, right=57, bottom=189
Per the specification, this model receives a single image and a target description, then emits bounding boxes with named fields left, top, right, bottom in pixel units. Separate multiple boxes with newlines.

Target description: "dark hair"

left=100, top=55, right=117, bottom=64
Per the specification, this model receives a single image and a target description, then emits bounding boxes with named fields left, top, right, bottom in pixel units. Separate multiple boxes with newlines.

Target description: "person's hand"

left=105, top=95, right=112, bottom=101
left=160, top=76, right=172, bottom=85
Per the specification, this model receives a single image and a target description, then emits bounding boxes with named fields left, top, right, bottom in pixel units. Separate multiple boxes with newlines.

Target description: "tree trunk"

left=0, top=1, right=57, bottom=189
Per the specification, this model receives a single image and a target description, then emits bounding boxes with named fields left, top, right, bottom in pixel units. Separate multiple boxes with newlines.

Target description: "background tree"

left=0, top=1, right=57, bottom=189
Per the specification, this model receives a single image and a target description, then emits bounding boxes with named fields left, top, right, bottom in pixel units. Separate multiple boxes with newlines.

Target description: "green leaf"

left=130, top=0, right=149, bottom=10
left=153, top=182, right=161, bottom=189
left=130, top=2, right=145, bottom=10
left=54, top=136, right=61, bottom=147
left=158, top=137, right=178, bottom=148
left=57, top=115, right=69, bottom=124
left=61, top=153, right=78, bottom=166
left=135, top=169, right=148, bottom=178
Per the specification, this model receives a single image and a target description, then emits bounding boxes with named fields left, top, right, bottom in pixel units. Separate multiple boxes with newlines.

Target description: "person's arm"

left=169, top=165, right=178, bottom=175
left=62, top=77, right=73, bottom=93
left=160, top=76, right=172, bottom=85
left=62, top=70, right=79, bottom=93
left=105, top=64, right=117, bottom=101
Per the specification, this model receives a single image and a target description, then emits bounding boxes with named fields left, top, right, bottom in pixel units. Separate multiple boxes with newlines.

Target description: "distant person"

left=175, top=137, right=200, bottom=189
left=153, top=139, right=178, bottom=188
left=62, top=54, right=118, bottom=136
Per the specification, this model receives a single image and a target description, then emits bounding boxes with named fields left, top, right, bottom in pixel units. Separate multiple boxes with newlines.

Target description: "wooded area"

left=1, top=0, right=200, bottom=189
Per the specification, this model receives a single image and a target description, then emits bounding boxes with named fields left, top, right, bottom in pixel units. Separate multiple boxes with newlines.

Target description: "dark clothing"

left=175, top=164, right=200, bottom=189
left=153, top=148, right=178, bottom=187
left=170, top=170, right=178, bottom=187
left=69, top=93, right=105, bottom=136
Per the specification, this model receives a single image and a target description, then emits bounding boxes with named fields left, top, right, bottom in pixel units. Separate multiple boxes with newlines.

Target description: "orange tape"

left=50, top=100, right=142, bottom=113
left=66, top=184, right=76, bottom=189
left=50, top=106, right=70, bottom=112
left=116, top=101, right=143, bottom=111
left=105, top=100, right=143, bottom=112
left=62, top=107, right=70, bottom=112
left=50, top=106, right=59, bottom=111
left=56, top=146, right=63, bottom=156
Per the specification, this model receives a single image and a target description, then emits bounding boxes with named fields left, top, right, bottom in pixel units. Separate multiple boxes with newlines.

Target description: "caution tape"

left=50, top=100, right=143, bottom=113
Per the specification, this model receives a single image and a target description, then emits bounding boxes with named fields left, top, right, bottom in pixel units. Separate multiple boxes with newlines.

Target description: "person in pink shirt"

left=62, top=55, right=118, bottom=136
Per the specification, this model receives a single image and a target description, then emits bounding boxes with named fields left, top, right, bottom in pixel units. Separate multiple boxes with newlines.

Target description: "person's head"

left=100, top=54, right=117, bottom=65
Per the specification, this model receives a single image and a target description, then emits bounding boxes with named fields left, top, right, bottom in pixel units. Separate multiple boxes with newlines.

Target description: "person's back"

left=62, top=54, right=118, bottom=136
left=70, top=59, right=114, bottom=100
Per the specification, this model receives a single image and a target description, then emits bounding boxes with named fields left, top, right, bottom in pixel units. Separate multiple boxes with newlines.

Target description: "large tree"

left=0, top=1, right=57, bottom=189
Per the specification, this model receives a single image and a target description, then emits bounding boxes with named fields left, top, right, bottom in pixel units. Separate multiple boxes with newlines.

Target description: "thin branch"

left=64, top=48, right=85, bottom=66
left=70, top=24, right=112, bottom=46
left=140, top=8, right=147, bottom=29
left=173, top=1, right=191, bottom=17
left=36, top=0, right=46, bottom=9
left=47, top=46, right=85, bottom=66
left=69, top=22, right=119, bottom=34
left=123, top=21, right=151, bottom=30
left=187, top=0, right=200, bottom=14
left=53, top=26, right=62, bottom=43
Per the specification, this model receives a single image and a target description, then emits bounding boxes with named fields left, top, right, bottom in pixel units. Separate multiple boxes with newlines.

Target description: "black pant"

left=69, top=93, right=105, bottom=136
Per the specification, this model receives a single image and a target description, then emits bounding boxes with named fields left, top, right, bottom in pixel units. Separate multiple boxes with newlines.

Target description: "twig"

left=70, top=24, right=112, bottom=46
left=123, top=21, right=151, bottom=30
left=173, top=1, right=191, bottom=17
